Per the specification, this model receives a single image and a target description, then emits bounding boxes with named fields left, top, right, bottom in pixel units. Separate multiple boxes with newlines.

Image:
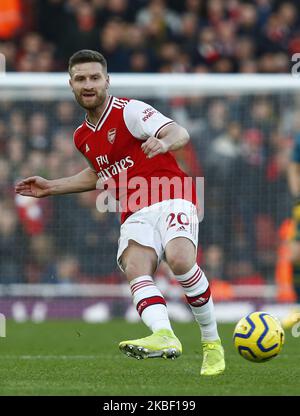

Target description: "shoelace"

left=202, top=343, right=218, bottom=350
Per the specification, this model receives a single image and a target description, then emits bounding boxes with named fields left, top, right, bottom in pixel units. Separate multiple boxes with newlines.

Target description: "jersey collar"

left=85, top=95, right=114, bottom=132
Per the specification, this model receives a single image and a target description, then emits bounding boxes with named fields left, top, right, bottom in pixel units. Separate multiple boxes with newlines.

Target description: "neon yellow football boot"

left=281, top=308, right=300, bottom=330
left=201, top=339, right=225, bottom=376
left=119, top=329, right=182, bottom=360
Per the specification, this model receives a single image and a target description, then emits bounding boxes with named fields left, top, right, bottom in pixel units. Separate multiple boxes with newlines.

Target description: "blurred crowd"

left=0, top=99, right=122, bottom=283
left=0, top=92, right=296, bottom=284
left=0, top=0, right=299, bottom=73
left=0, top=0, right=299, bottom=286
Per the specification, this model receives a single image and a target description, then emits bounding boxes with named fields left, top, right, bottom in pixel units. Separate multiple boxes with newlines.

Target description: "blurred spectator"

left=128, top=50, right=152, bottom=72
left=136, top=0, right=181, bottom=39
left=184, top=0, right=203, bottom=15
left=202, top=99, right=228, bottom=140
left=235, top=37, right=256, bottom=63
left=177, top=12, right=199, bottom=53
left=237, top=3, right=258, bottom=38
left=54, top=101, right=76, bottom=131
left=192, top=27, right=221, bottom=68
left=9, top=110, right=27, bottom=138
left=0, top=201, right=27, bottom=283
left=37, top=0, right=67, bottom=46
left=207, top=0, right=226, bottom=26
left=234, top=128, right=266, bottom=267
left=15, top=190, right=52, bottom=236
left=26, top=234, right=55, bottom=283
left=52, top=191, right=120, bottom=278
left=123, top=24, right=157, bottom=71
left=98, top=0, right=134, bottom=26
left=99, top=19, right=130, bottom=72
left=35, top=49, right=55, bottom=72
left=206, top=121, right=242, bottom=181
left=204, top=122, right=243, bottom=261
left=17, top=53, right=36, bottom=72
left=239, top=59, right=258, bottom=73
left=6, top=137, right=25, bottom=174
left=0, top=0, right=23, bottom=40
left=0, top=158, right=11, bottom=194
left=217, top=21, right=237, bottom=58
left=42, top=254, right=81, bottom=284
left=52, top=129, right=76, bottom=158
left=27, top=113, right=50, bottom=151
left=158, top=41, right=188, bottom=73
left=0, top=0, right=297, bottom=74
left=203, top=245, right=225, bottom=281
left=59, top=1, right=99, bottom=59
left=255, top=0, right=273, bottom=27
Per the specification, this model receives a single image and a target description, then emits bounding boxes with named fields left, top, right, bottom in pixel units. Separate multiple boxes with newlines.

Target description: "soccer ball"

left=233, top=311, right=285, bottom=363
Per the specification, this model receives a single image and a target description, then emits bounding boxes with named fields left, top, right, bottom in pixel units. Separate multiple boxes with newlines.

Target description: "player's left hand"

left=141, top=136, right=168, bottom=159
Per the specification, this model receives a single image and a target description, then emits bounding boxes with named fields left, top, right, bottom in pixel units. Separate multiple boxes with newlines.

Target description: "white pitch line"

left=0, top=355, right=117, bottom=360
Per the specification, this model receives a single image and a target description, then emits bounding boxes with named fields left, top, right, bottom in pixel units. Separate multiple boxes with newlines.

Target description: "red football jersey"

left=73, top=96, right=196, bottom=223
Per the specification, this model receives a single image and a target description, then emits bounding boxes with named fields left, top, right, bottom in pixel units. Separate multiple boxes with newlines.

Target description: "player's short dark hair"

left=68, top=50, right=107, bottom=75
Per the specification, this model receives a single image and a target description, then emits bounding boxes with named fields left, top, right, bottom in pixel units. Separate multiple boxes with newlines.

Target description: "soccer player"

left=282, top=132, right=300, bottom=328
left=15, top=50, right=225, bottom=376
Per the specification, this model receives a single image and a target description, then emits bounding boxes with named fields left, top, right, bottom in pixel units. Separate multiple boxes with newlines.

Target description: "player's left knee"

left=166, top=250, right=195, bottom=275
left=165, top=238, right=196, bottom=275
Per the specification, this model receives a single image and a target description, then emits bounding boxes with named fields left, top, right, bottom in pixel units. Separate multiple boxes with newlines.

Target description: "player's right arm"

left=15, top=167, right=98, bottom=198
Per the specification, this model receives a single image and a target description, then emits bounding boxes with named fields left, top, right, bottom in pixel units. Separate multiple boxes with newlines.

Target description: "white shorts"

left=117, top=199, right=199, bottom=272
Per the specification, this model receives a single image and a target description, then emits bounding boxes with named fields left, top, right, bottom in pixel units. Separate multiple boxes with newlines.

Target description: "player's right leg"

left=160, top=199, right=225, bottom=375
left=118, top=240, right=182, bottom=359
left=165, top=237, right=225, bottom=375
left=281, top=239, right=300, bottom=329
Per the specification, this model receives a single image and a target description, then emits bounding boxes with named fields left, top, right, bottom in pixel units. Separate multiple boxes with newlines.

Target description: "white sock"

left=130, top=275, right=173, bottom=333
left=174, top=264, right=219, bottom=341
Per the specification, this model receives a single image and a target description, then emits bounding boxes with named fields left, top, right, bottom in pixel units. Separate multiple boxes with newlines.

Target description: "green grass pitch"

left=0, top=320, right=299, bottom=396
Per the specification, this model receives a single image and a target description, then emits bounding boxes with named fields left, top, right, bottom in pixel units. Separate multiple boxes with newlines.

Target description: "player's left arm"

left=141, top=123, right=190, bottom=159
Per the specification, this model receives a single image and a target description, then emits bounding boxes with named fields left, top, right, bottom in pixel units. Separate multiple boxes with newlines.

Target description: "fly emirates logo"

left=96, top=154, right=134, bottom=183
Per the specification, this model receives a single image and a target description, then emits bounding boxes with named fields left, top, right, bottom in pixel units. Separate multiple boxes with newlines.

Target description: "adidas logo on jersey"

left=176, top=226, right=187, bottom=232
left=85, top=144, right=90, bottom=153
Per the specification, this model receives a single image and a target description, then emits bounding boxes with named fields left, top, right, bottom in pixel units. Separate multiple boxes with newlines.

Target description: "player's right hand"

left=15, top=176, right=52, bottom=198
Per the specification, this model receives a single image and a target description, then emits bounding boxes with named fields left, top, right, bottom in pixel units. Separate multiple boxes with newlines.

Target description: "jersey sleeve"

left=291, top=133, right=300, bottom=163
left=123, top=99, right=174, bottom=140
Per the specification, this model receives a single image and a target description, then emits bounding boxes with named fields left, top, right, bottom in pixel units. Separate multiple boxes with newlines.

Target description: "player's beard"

left=75, top=89, right=107, bottom=111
